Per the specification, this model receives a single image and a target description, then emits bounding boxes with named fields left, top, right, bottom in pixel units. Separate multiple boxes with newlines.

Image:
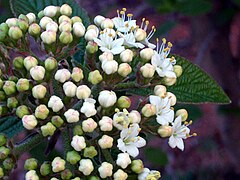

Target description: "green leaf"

left=10, top=0, right=90, bottom=26
left=0, top=116, right=24, bottom=138
left=145, top=147, right=168, bottom=166
left=168, top=55, right=231, bottom=104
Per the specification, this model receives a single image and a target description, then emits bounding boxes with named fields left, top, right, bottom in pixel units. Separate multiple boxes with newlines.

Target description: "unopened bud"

left=32, top=84, right=47, bottom=99
left=71, top=16, right=82, bottom=24
left=176, top=109, right=188, bottom=121
left=44, top=6, right=58, bottom=17
left=8, top=26, right=23, bottom=40
left=94, top=15, right=105, bottom=26
left=166, top=92, right=176, bottom=106
left=3, top=158, right=14, bottom=170
left=0, top=146, right=10, bottom=159
left=101, top=18, right=114, bottom=29
left=99, top=116, right=113, bottom=132
left=120, top=49, right=133, bottom=62
left=71, top=67, right=84, bottom=82
left=22, top=115, right=38, bottom=130
left=39, top=16, right=52, bottom=29
left=63, top=81, right=77, bottom=97
left=6, top=18, right=18, bottom=27
left=158, top=125, right=172, bottom=138
left=141, top=104, right=156, bottom=117
left=86, top=41, right=98, bottom=54
left=98, top=162, right=113, bottom=178
left=64, top=109, right=79, bottom=123
left=40, top=162, right=51, bottom=176
left=73, top=22, right=85, bottom=37
left=52, top=157, right=66, bottom=173
left=99, top=52, right=113, bottom=62
left=128, top=110, right=141, bottom=124
left=116, top=153, right=131, bottom=169
left=85, top=29, right=98, bottom=41
left=25, top=170, right=39, bottom=180
left=30, top=66, right=45, bottom=81
left=0, top=91, right=5, bottom=101
left=83, top=146, right=98, bottom=158
left=0, top=79, right=3, bottom=89
left=140, top=63, right=155, bottom=78
left=89, top=176, right=100, bottom=180
left=118, top=63, right=132, bottom=77
left=24, top=158, right=38, bottom=170
left=45, top=57, right=57, bottom=71
left=114, top=169, right=128, bottom=180
left=162, top=76, right=177, bottom=86
left=16, top=105, right=30, bottom=118
left=16, top=78, right=29, bottom=92
left=0, top=167, right=3, bottom=178
left=7, top=97, right=18, bottom=108
left=88, top=70, right=103, bottom=85
left=60, top=4, right=72, bottom=16
left=48, top=95, right=64, bottom=112
left=13, top=56, right=24, bottom=69
left=98, top=135, right=113, bottom=149
left=66, top=151, right=81, bottom=165
left=24, top=56, right=38, bottom=71
left=0, top=23, right=8, bottom=41
left=154, top=85, right=167, bottom=97
left=61, top=169, right=73, bottom=180
left=41, top=30, right=57, bottom=44
left=46, top=21, right=58, bottom=32
left=102, top=60, right=118, bottom=75
left=76, top=85, right=91, bottom=99
left=80, top=98, right=96, bottom=117
left=18, top=14, right=29, bottom=23
left=98, top=90, right=117, bottom=108
left=17, top=19, right=29, bottom=32
left=135, top=28, right=147, bottom=42
left=3, top=81, right=16, bottom=95
left=59, top=21, right=72, bottom=32
left=117, top=96, right=131, bottom=109
left=35, top=105, right=49, bottom=120
left=71, top=135, right=86, bottom=151
left=82, top=118, right=97, bottom=132
left=79, top=159, right=94, bottom=175
left=173, top=65, right=183, bottom=77
left=26, top=13, right=36, bottom=24
left=0, top=134, right=7, bottom=146
left=55, top=69, right=71, bottom=83
left=51, top=116, right=64, bottom=128
left=38, top=11, right=44, bottom=19
left=131, top=159, right=144, bottom=174
left=59, top=15, right=71, bottom=24
left=73, top=125, right=83, bottom=136
left=140, top=48, right=154, bottom=62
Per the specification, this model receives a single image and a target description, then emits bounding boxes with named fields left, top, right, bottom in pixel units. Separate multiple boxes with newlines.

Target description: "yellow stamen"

left=162, top=38, right=166, bottom=44
left=127, top=13, right=133, bottom=17
left=168, top=42, right=173, bottom=47
left=120, top=11, right=125, bottom=15
left=142, top=18, right=145, bottom=22
left=145, top=20, right=149, bottom=25
left=193, top=133, right=197, bottom=136
left=122, top=8, right=127, bottom=11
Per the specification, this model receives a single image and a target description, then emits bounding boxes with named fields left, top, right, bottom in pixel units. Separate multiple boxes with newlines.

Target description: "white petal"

left=173, top=116, right=182, bottom=130
left=168, top=136, right=177, bottom=149
left=149, top=95, right=160, bottom=107
left=175, top=137, right=184, bottom=151
left=151, top=54, right=160, bottom=66
left=111, top=38, right=124, bottom=48
left=134, top=137, right=146, bottom=148
left=111, top=46, right=125, bottom=55
left=126, top=145, right=139, bottom=157
left=94, top=38, right=104, bottom=47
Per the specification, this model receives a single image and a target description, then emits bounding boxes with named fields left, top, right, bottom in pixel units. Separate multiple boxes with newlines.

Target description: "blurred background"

left=1, top=0, right=240, bottom=179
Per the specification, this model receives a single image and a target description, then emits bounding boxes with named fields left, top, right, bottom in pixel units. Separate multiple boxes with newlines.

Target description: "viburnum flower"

left=117, top=123, right=146, bottom=157
left=80, top=98, right=97, bottom=117
left=168, top=116, right=190, bottom=151
left=113, top=109, right=131, bottom=130
left=138, top=168, right=161, bottom=180
left=48, top=96, right=64, bottom=112
left=118, top=31, right=144, bottom=48
left=149, top=95, right=174, bottom=125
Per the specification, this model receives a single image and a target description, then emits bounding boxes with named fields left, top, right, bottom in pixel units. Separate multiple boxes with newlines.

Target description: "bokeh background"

left=1, top=0, right=240, bottom=179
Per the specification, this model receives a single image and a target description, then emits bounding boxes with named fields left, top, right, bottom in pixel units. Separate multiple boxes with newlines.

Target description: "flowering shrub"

left=0, top=1, right=230, bottom=180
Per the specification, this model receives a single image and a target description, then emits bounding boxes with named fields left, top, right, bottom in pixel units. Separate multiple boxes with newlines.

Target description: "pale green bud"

left=0, top=79, right=3, bottom=89
left=88, top=70, right=103, bottom=85
left=30, top=66, right=46, bottom=81
left=52, top=157, right=66, bottom=173
left=101, top=18, right=114, bottom=29
left=7, top=97, right=18, bottom=108
left=32, top=84, right=47, bottom=99
left=13, top=56, right=24, bottom=69
left=6, top=18, right=18, bottom=27
left=86, top=41, right=98, bottom=54
left=16, top=78, right=30, bottom=92
left=38, top=11, right=44, bottom=19
left=162, top=76, right=177, bottom=86
left=24, top=56, right=38, bottom=71
left=140, top=48, right=154, bottom=62
left=118, top=63, right=132, bottom=77
left=66, top=151, right=81, bottom=165
left=89, top=176, right=100, bottom=180
left=73, top=125, right=83, bottom=136
left=8, top=26, right=23, bottom=40
left=16, top=105, right=30, bottom=118
left=0, top=146, right=10, bottom=159
left=59, top=31, right=73, bottom=44
left=3, top=81, right=16, bottom=95
left=71, top=67, right=84, bottom=82
left=131, top=159, right=144, bottom=174
left=0, top=91, right=5, bottom=101
left=117, top=96, right=131, bottom=109
left=120, top=49, right=133, bottom=62
left=158, top=125, right=172, bottom=138
left=140, top=63, right=155, bottom=78
left=3, top=158, right=14, bottom=170
left=60, top=4, right=72, bottom=16
left=0, top=23, right=8, bottom=41
left=26, top=13, right=36, bottom=24
left=17, top=19, right=29, bottom=32
left=173, top=65, right=183, bottom=77
left=71, top=16, right=82, bottom=24
left=40, top=162, right=51, bottom=176
left=45, top=57, right=57, bottom=71
left=61, top=169, right=72, bottom=180
left=83, top=146, right=98, bottom=158
left=35, top=105, right=49, bottom=120
left=0, top=167, right=3, bottom=178
left=141, top=104, right=156, bottom=117
left=24, top=158, right=38, bottom=170
left=0, top=134, right=7, bottom=146
left=28, top=23, right=41, bottom=37
left=18, top=14, right=29, bottom=23
left=41, top=30, right=57, bottom=44
left=135, top=28, right=147, bottom=42
left=51, top=116, right=64, bottom=128
left=59, top=21, right=72, bottom=32
left=58, top=15, right=71, bottom=24
left=154, top=85, right=167, bottom=97
left=176, top=109, right=188, bottom=121
left=41, top=122, right=56, bottom=137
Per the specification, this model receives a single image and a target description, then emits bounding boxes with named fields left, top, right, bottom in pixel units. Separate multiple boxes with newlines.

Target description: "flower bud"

left=59, top=31, right=73, bottom=44
left=101, top=60, right=118, bottom=75
left=45, top=57, right=57, bottom=71
left=16, top=78, right=29, bottom=92
left=118, top=63, right=132, bottom=77
left=60, top=4, right=72, bottom=16
left=22, top=115, right=38, bottom=130
left=3, top=81, right=16, bottom=95
left=114, top=169, right=128, bottom=180
left=140, top=48, right=154, bottom=62
left=35, top=105, right=49, bottom=120
left=83, top=146, right=98, bottom=158
left=99, top=116, right=113, bottom=131
left=166, top=92, right=176, bottom=106
left=71, top=135, right=86, bottom=151
left=0, top=134, right=7, bottom=146
left=154, top=85, right=167, bottom=97
left=71, top=16, right=82, bottom=24
left=8, top=76, right=18, bottom=82
left=61, top=169, right=72, bottom=180
left=59, top=15, right=71, bottom=24
left=73, top=22, right=85, bottom=37
left=98, top=90, right=117, bottom=108
left=38, top=11, right=44, bottom=19
left=48, top=95, right=64, bottom=112
left=39, top=16, right=52, bottom=29
left=0, top=79, right=3, bottom=89
left=76, top=85, right=91, bottom=99
left=0, top=167, right=3, bottom=178
left=24, top=56, right=38, bottom=71
left=40, top=162, right=51, bottom=176
left=176, top=109, right=188, bottom=121
left=26, top=13, right=36, bottom=24
left=66, top=151, right=81, bottom=165
left=16, top=105, right=30, bottom=119
left=64, top=109, right=79, bottom=123
left=46, top=21, right=58, bottom=32
left=99, top=52, right=113, bottom=62
left=44, top=6, right=58, bottom=17
left=88, top=70, right=103, bottom=85
left=0, top=146, right=10, bottom=159
left=117, top=96, right=131, bottom=109
left=6, top=18, right=18, bottom=27
left=51, top=116, right=64, bottom=128
left=98, top=135, right=113, bottom=149
left=135, top=28, right=147, bottom=42
left=173, top=65, right=183, bottom=77
left=140, top=63, right=155, bottom=78
left=71, top=67, right=84, bottom=82
left=55, top=69, right=71, bottom=83
left=3, top=158, right=14, bottom=170
left=8, top=26, right=23, bottom=40
left=13, top=56, right=24, bottom=69
left=25, top=170, right=39, bottom=180
left=80, top=98, right=97, bottom=117
left=63, top=82, right=77, bottom=97
left=131, top=159, right=144, bottom=174
left=73, top=125, right=83, bottom=136
left=0, top=91, right=5, bottom=101
left=141, top=104, right=156, bottom=117
left=79, top=159, right=94, bottom=175
left=24, top=158, right=38, bottom=170
left=128, top=110, right=141, bottom=124
left=86, top=41, right=98, bottom=54
left=52, top=157, right=66, bottom=173
left=59, top=21, right=72, bottom=32
left=85, top=29, right=98, bottom=41
left=82, top=118, right=97, bottom=132
left=41, top=30, right=57, bottom=44
left=162, top=76, right=177, bottom=86
left=94, top=15, right=105, bottom=26
left=117, top=153, right=131, bottom=169
left=98, top=162, right=113, bottom=178
left=18, top=14, right=29, bottom=23
left=7, top=97, right=18, bottom=108
left=101, top=18, right=114, bottom=29
left=17, top=19, right=29, bottom=32
left=120, top=49, right=133, bottom=62
left=32, top=84, right=47, bottom=99
left=158, top=125, right=172, bottom=138
left=89, top=176, right=100, bottom=180
left=0, top=23, right=8, bottom=41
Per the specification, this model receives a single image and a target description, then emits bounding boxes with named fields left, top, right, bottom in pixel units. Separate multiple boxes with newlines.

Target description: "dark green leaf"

left=155, top=21, right=177, bottom=36
left=175, top=104, right=203, bottom=121
left=0, top=116, right=24, bottom=138
left=145, top=147, right=168, bottom=166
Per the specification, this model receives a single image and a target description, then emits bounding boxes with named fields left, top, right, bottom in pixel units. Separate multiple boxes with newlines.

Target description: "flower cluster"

left=0, top=5, right=197, bottom=180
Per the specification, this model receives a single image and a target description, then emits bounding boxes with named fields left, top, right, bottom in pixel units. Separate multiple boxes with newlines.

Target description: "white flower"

left=63, top=82, right=77, bottom=97
left=55, top=69, right=71, bottom=83
left=99, top=116, right=113, bottom=131
left=114, top=169, right=128, bottom=180
left=30, top=66, right=45, bottom=81
left=101, top=60, right=118, bottom=75
left=113, top=109, right=131, bottom=130
left=71, top=135, right=86, bottom=151
left=116, top=153, right=131, bottom=169
left=22, top=115, right=38, bottom=130
left=76, top=85, right=91, bottom=99
left=51, top=157, right=66, bottom=173
left=94, top=30, right=125, bottom=55
left=82, top=118, right=97, bottom=132
left=25, top=170, right=39, bottom=180
left=168, top=116, right=190, bottom=151
left=98, top=162, right=113, bottom=178
left=48, top=95, right=64, bottom=112
left=98, top=135, right=113, bottom=149
left=118, top=32, right=144, bottom=48
left=117, top=123, right=146, bottom=157
left=138, top=168, right=161, bottom=180
left=149, top=95, right=174, bottom=125
left=98, top=90, right=117, bottom=108
left=80, top=98, right=97, bottom=117
left=79, top=159, right=94, bottom=175
left=64, top=109, right=79, bottom=123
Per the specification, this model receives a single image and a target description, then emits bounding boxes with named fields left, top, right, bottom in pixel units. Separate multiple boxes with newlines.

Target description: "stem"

left=113, top=82, right=137, bottom=90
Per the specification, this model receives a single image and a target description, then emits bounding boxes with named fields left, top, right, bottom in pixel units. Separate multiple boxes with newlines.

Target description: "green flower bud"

left=173, top=65, right=183, bottom=77
left=24, top=56, right=38, bottom=71
left=131, top=159, right=144, bottom=174
left=0, top=79, right=3, bottom=89
left=88, top=70, right=103, bottom=85
left=41, top=30, right=57, bottom=44
left=71, top=16, right=82, bottom=24
left=89, top=176, right=100, bottom=180
left=59, top=31, right=73, bottom=44
left=0, top=134, right=7, bottom=146
left=61, top=169, right=73, bottom=180
left=28, top=23, right=41, bottom=37
left=16, top=105, right=30, bottom=118
left=83, top=146, right=98, bottom=158
left=18, top=14, right=29, bottom=23
left=73, top=125, right=83, bottom=136
left=141, top=104, right=156, bottom=117
left=13, top=56, right=24, bottom=69
left=7, top=97, right=18, bottom=109
left=117, top=96, right=131, bottom=109
left=32, top=84, right=47, bottom=99
left=71, top=67, right=84, bottom=83
left=16, top=78, right=30, bottom=92
left=41, top=122, right=56, bottom=137
left=86, top=41, right=98, bottom=54
left=162, top=76, right=177, bottom=86
left=44, top=57, right=57, bottom=71
left=0, top=91, right=5, bottom=101
left=0, top=146, right=10, bottom=159
left=59, top=15, right=71, bottom=24
left=0, top=167, right=3, bottom=178
left=52, top=157, right=66, bottom=173
left=3, top=81, right=16, bottom=95
left=8, top=26, right=23, bottom=40
left=17, top=19, right=29, bottom=32
left=3, top=158, right=14, bottom=170
left=24, top=158, right=38, bottom=170
left=66, top=151, right=81, bottom=165
left=40, top=162, right=51, bottom=176
left=176, top=109, right=188, bottom=121
left=0, top=23, right=8, bottom=41
left=38, top=11, right=44, bottom=19
left=35, top=105, right=49, bottom=120
left=51, top=116, right=64, bottom=128
left=158, top=125, right=172, bottom=138
left=60, top=4, right=72, bottom=16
